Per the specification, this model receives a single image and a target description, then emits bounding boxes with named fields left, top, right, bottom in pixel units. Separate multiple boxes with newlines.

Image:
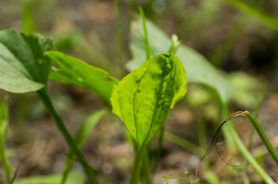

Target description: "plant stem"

left=0, top=97, right=12, bottom=183
left=165, top=131, right=203, bottom=155
left=114, top=0, right=124, bottom=77
left=244, top=111, right=278, bottom=166
left=139, top=7, right=151, bottom=60
left=130, top=147, right=144, bottom=184
left=37, top=89, right=99, bottom=184
left=130, top=145, right=152, bottom=184
left=153, top=127, right=164, bottom=173
left=226, top=123, right=275, bottom=184
left=220, top=105, right=275, bottom=184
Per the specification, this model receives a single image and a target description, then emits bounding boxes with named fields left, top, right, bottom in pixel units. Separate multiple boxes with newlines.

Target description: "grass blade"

left=21, top=0, right=36, bottom=34
left=38, top=89, right=100, bottom=184
left=61, top=109, right=107, bottom=184
left=227, top=0, right=278, bottom=31
left=0, top=97, right=12, bottom=183
left=139, top=7, right=151, bottom=60
left=205, top=111, right=276, bottom=184
left=243, top=111, right=278, bottom=166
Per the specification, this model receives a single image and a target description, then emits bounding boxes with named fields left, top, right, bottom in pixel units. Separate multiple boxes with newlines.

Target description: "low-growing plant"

left=0, top=9, right=277, bottom=184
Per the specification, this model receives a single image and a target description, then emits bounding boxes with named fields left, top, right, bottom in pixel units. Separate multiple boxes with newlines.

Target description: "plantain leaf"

left=0, top=29, right=52, bottom=84
left=0, top=29, right=53, bottom=93
left=46, top=51, right=118, bottom=103
left=127, top=19, right=232, bottom=106
left=111, top=54, right=186, bottom=146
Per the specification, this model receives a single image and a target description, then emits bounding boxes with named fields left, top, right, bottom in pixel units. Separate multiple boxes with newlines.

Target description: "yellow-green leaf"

left=111, top=54, right=186, bottom=146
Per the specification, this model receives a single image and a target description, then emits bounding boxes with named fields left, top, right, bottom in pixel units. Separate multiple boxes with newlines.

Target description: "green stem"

left=37, top=89, right=99, bottom=184
left=245, top=111, right=278, bottom=166
left=226, top=123, right=275, bottom=184
left=165, top=131, right=203, bottom=155
left=130, top=147, right=144, bottom=184
left=227, top=0, right=278, bottom=31
left=139, top=7, right=151, bottom=60
left=114, top=0, right=124, bottom=77
left=220, top=105, right=274, bottom=183
left=0, top=98, right=12, bottom=183
left=130, top=144, right=152, bottom=184
left=141, top=148, right=152, bottom=184
left=0, top=132, right=12, bottom=183
left=153, top=126, right=164, bottom=173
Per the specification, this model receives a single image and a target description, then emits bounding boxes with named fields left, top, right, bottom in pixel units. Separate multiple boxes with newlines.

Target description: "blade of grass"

left=114, top=0, right=124, bottom=77
left=0, top=97, right=12, bottom=183
left=208, top=110, right=276, bottom=184
left=165, top=131, right=203, bottom=155
left=21, top=0, right=36, bottom=34
left=210, top=18, right=247, bottom=67
left=227, top=0, right=278, bottom=31
left=139, top=7, right=151, bottom=60
left=61, top=109, right=107, bottom=184
left=38, top=89, right=99, bottom=184
left=227, top=123, right=275, bottom=184
left=244, top=111, right=278, bottom=166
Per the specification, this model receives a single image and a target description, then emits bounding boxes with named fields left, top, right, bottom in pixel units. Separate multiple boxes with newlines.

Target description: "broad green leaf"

left=127, top=19, right=232, bottom=105
left=0, top=42, right=43, bottom=93
left=112, top=54, right=186, bottom=146
left=46, top=51, right=118, bottom=103
left=0, top=29, right=52, bottom=84
left=0, top=29, right=52, bottom=93
left=15, top=171, right=85, bottom=184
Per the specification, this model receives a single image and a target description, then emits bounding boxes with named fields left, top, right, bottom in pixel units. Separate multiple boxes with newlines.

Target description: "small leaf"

left=127, top=19, right=232, bottom=105
left=111, top=54, right=186, bottom=146
left=46, top=51, right=118, bottom=103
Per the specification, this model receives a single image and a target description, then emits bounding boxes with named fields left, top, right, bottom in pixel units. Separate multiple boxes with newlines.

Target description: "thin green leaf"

left=21, top=0, right=37, bottom=34
left=46, top=51, right=118, bottom=103
left=112, top=54, right=186, bottom=146
left=61, top=109, right=107, bottom=184
left=226, top=122, right=275, bottom=184
left=139, top=7, right=151, bottom=60
left=227, top=0, right=278, bottom=31
left=127, top=18, right=232, bottom=105
left=244, top=111, right=278, bottom=166
left=0, top=97, right=12, bottom=183
left=74, top=109, right=107, bottom=147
